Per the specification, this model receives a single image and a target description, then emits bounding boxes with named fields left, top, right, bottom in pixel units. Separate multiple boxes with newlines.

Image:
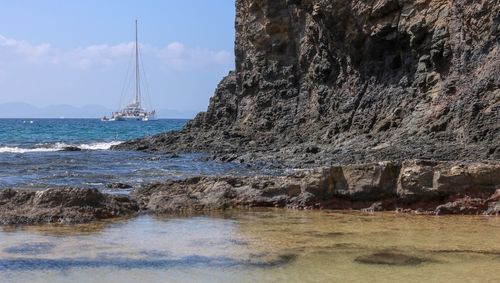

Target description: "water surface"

left=1, top=210, right=499, bottom=282
left=0, top=119, right=273, bottom=190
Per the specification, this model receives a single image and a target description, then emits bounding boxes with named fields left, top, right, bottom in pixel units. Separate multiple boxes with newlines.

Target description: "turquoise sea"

left=0, top=119, right=259, bottom=191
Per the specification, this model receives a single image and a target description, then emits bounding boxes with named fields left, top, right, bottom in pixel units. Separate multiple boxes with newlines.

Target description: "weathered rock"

left=397, top=160, right=440, bottom=199
left=485, top=201, right=500, bottom=216
left=1, top=161, right=499, bottom=224
left=435, top=197, right=486, bottom=215
left=131, top=160, right=500, bottom=214
left=398, top=161, right=500, bottom=201
left=106, top=183, right=133, bottom=189
left=113, top=0, right=500, bottom=168
left=0, top=188, right=138, bottom=225
left=329, top=162, right=400, bottom=200
left=485, top=189, right=500, bottom=216
left=433, top=163, right=500, bottom=197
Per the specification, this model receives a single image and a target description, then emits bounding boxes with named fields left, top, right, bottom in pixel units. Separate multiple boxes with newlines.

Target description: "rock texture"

left=0, top=188, right=138, bottom=225
left=1, top=160, right=498, bottom=225
left=131, top=160, right=500, bottom=215
left=114, top=0, right=500, bottom=167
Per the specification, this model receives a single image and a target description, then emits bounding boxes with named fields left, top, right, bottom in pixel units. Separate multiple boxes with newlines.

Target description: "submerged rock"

left=0, top=188, right=138, bottom=225
left=355, top=252, right=428, bottom=266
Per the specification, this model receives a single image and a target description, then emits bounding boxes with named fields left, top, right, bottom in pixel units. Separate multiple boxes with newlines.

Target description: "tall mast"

left=135, top=19, right=140, bottom=106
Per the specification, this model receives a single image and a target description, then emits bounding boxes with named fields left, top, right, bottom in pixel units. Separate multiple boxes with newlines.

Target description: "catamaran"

left=102, top=20, right=157, bottom=122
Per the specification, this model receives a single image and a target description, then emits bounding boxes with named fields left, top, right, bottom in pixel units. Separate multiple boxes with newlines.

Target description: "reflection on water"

left=1, top=210, right=499, bottom=282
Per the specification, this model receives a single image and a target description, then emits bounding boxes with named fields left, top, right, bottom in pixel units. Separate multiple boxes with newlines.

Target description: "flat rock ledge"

left=0, top=188, right=138, bottom=225
left=1, top=160, right=499, bottom=225
left=133, top=160, right=500, bottom=215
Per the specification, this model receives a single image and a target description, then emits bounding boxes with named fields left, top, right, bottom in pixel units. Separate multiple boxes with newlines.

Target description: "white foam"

left=78, top=141, right=123, bottom=150
left=0, top=146, right=59, bottom=153
left=0, top=141, right=123, bottom=153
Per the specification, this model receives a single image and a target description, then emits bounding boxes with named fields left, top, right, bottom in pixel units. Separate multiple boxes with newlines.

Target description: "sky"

left=0, top=0, right=236, bottom=117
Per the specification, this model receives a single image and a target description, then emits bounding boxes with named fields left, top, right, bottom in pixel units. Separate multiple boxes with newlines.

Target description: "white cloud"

left=0, top=34, right=53, bottom=61
left=0, top=34, right=233, bottom=71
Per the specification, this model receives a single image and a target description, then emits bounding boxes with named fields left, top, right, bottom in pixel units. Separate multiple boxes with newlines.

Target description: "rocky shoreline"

left=2, top=159, right=498, bottom=225
left=3, top=0, right=499, bottom=225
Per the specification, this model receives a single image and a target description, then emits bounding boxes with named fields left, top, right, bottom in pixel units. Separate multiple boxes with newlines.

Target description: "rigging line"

left=117, top=43, right=135, bottom=111
left=138, top=45, right=154, bottom=111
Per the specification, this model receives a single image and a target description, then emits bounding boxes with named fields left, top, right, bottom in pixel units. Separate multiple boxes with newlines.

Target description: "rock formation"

left=1, top=160, right=498, bottom=225
left=115, top=0, right=499, bottom=167
left=0, top=188, right=138, bottom=225
left=131, top=160, right=500, bottom=215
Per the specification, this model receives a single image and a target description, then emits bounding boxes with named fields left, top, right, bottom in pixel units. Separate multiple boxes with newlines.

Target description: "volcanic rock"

left=131, top=160, right=500, bottom=214
left=0, top=188, right=138, bottom=225
left=113, top=0, right=500, bottom=168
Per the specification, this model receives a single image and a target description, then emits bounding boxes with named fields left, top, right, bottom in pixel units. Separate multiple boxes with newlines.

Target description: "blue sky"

left=0, top=0, right=235, bottom=117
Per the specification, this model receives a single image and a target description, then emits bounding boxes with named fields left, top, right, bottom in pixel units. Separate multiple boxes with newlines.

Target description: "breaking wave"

left=0, top=141, right=122, bottom=153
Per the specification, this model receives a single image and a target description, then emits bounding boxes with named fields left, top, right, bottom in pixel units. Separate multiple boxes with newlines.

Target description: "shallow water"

left=1, top=210, right=499, bottom=282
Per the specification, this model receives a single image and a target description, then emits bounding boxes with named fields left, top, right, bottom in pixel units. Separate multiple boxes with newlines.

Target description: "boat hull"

left=110, top=115, right=157, bottom=122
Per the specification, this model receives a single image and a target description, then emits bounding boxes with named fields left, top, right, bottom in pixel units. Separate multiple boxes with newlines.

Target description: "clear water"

left=1, top=210, right=499, bottom=283
left=0, top=119, right=267, bottom=191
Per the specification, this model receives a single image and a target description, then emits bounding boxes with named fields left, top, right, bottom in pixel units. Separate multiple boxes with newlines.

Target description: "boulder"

left=0, top=188, right=138, bottom=225
left=328, top=162, right=400, bottom=200
left=433, top=162, right=500, bottom=197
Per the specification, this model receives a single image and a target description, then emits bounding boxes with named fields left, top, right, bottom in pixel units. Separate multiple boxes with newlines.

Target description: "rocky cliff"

left=116, top=0, right=500, bottom=166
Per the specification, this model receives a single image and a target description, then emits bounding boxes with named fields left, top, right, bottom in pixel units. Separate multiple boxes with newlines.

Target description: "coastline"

left=2, top=159, right=498, bottom=225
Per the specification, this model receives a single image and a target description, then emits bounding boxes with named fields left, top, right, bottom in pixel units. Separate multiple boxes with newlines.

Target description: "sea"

left=0, top=118, right=262, bottom=193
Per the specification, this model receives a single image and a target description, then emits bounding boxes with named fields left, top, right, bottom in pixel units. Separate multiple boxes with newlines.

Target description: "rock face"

left=0, top=188, right=138, bottom=225
left=132, top=160, right=500, bottom=215
left=114, top=0, right=499, bottom=166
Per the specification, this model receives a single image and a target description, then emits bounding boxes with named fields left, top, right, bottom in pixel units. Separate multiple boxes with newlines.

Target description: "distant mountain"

left=0, top=102, right=198, bottom=119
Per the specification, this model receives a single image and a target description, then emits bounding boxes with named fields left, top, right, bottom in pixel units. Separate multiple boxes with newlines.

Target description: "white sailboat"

left=102, top=20, right=157, bottom=122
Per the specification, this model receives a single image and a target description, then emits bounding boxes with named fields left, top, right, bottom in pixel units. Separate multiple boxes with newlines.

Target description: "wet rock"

left=0, top=188, right=138, bottom=225
left=106, top=183, right=133, bottom=189
left=355, top=252, right=427, bottom=266
left=435, top=197, right=485, bottom=215
left=485, top=201, right=500, bottom=216
left=61, top=146, right=81, bottom=152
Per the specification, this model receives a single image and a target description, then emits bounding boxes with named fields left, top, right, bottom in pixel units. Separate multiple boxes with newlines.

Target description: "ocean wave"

left=0, top=141, right=122, bottom=153
left=78, top=141, right=122, bottom=150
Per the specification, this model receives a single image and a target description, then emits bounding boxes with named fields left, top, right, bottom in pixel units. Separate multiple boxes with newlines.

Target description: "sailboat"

left=102, top=20, right=157, bottom=122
